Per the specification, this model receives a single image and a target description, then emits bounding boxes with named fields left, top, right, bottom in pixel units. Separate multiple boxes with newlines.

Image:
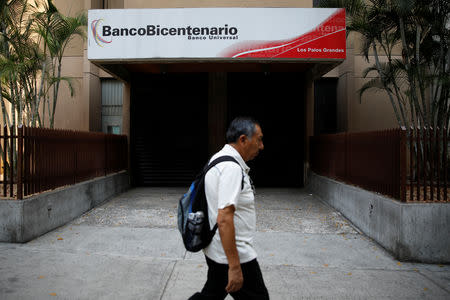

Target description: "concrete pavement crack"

left=416, top=271, right=450, bottom=294
left=160, top=260, right=178, bottom=300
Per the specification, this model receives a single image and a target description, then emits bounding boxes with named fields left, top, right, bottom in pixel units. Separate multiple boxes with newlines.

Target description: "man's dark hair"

left=226, top=117, right=260, bottom=143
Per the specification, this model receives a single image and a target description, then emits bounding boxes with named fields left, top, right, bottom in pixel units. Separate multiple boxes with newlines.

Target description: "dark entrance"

left=227, top=72, right=305, bottom=187
left=131, top=73, right=208, bottom=186
left=131, top=71, right=305, bottom=187
left=314, top=78, right=338, bottom=135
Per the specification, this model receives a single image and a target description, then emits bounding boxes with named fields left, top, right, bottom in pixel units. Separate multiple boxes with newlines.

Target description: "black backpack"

left=177, top=156, right=243, bottom=252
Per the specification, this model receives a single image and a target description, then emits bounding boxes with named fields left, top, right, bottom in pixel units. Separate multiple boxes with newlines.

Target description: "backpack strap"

left=204, top=155, right=245, bottom=241
left=205, top=155, right=244, bottom=190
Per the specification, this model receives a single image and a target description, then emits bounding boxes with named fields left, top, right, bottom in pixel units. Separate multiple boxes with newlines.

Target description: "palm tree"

left=34, top=0, right=87, bottom=128
left=318, top=0, right=449, bottom=194
left=0, top=0, right=86, bottom=182
left=0, top=0, right=37, bottom=174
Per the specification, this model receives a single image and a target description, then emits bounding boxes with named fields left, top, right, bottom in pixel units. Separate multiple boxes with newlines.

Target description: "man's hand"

left=217, top=205, right=243, bottom=293
left=226, top=265, right=243, bottom=293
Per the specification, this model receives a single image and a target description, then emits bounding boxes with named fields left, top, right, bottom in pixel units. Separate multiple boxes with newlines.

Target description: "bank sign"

left=88, top=8, right=345, bottom=60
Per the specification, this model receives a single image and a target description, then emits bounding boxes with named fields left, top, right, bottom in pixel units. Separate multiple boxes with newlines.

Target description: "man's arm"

left=217, top=205, right=243, bottom=293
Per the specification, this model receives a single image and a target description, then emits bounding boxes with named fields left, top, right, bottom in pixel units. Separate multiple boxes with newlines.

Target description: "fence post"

left=344, top=132, right=349, bottom=181
left=24, top=126, right=28, bottom=197
left=436, top=127, right=440, bottom=201
left=423, top=127, right=428, bottom=200
left=409, top=127, right=413, bottom=201
left=444, top=127, right=448, bottom=201
left=2, top=125, right=6, bottom=197
left=17, top=126, right=23, bottom=200
left=105, top=134, right=108, bottom=176
left=73, top=132, right=77, bottom=184
left=429, top=127, right=434, bottom=201
left=416, top=127, right=421, bottom=201
left=399, top=128, right=407, bottom=202
left=9, top=126, right=13, bottom=197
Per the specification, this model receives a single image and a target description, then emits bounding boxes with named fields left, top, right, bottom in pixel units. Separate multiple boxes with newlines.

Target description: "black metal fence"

left=1, top=126, right=128, bottom=199
left=310, top=128, right=448, bottom=202
left=407, top=127, right=448, bottom=201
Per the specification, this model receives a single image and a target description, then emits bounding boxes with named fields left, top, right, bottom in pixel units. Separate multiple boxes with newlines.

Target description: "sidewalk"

left=0, top=188, right=449, bottom=299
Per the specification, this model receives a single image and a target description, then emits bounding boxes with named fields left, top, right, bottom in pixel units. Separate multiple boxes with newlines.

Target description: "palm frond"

left=1, top=90, right=12, bottom=103
left=358, top=77, right=387, bottom=103
left=48, top=76, right=74, bottom=97
left=391, top=0, right=416, bottom=17
left=361, top=64, right=379, bottom=78
left=317, top=0, right=366, bottom=17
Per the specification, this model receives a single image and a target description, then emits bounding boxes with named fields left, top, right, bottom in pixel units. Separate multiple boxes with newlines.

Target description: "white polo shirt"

left=203, top=144, right=257, bottom=264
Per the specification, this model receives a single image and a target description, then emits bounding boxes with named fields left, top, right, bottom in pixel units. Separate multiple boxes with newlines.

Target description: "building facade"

left=52, top=0, right=398, bottom=187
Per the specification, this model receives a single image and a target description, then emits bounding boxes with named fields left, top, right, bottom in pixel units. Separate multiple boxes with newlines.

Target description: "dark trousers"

left=189, top=256, right=269, bottom=300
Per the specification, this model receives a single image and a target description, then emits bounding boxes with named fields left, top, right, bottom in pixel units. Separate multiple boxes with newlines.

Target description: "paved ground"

left=0, top=188, right=449, bottom=299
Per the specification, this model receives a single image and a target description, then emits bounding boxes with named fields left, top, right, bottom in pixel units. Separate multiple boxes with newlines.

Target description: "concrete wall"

left=48, top=0, right=104, bottom=131
left=307, top=172, right=450, bottom=263
left=0, top=172, right=130, bottom=243
left=332, top=33, right=399, bottom=132
left=50, top=0, right=88, bottom=131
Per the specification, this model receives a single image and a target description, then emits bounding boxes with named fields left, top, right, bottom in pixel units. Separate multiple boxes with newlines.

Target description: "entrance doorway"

left=131, top=73, right=208, bottom=186
left=228, top=72, right=305, bottom=187
left=314, top=78, right=338, bottom=135
left=130, top=71, right=305, bottom=187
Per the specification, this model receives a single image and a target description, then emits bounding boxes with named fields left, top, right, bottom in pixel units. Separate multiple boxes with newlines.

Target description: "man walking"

left=189, top=117, right=269, bottom=300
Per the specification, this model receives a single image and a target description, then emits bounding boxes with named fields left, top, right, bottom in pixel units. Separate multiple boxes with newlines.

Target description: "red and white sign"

left=88, top=8, right=345, bottom=60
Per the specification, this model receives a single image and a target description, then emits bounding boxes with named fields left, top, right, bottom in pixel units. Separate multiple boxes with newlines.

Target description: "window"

left=107, top=125, right=121, bottom=135
left=101, top=79, right=123, bottom=134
